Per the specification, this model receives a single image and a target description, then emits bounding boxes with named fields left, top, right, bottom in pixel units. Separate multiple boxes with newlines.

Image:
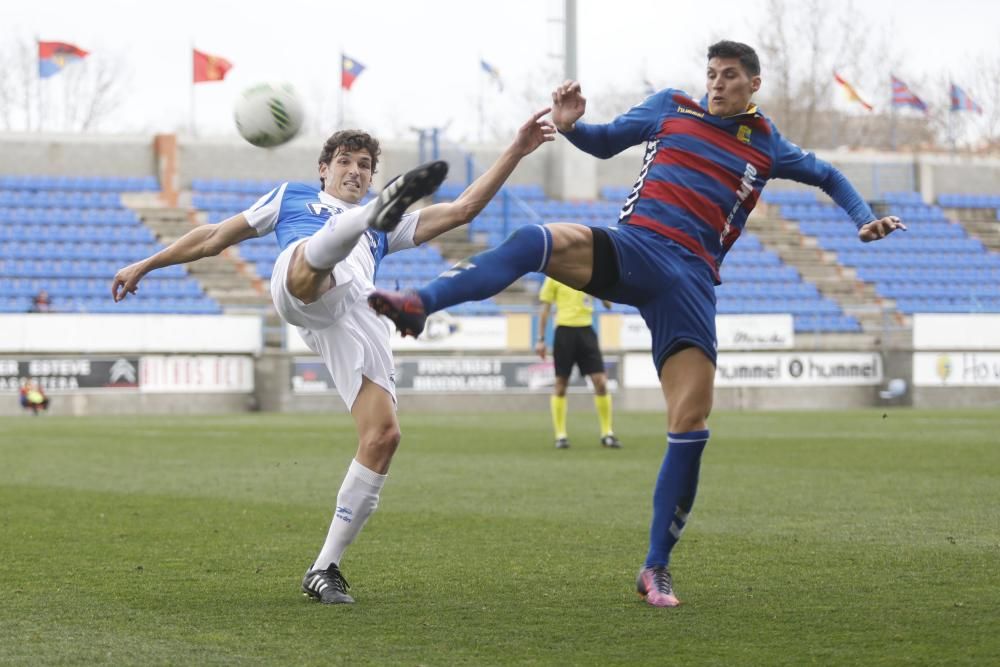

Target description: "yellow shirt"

left=539, top=277, right=594, bottom=327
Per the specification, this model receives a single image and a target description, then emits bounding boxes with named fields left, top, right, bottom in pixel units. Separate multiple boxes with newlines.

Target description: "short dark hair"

left=707, top=40, right=760, bottom=77
left=318, top=129, right=381, bottom=189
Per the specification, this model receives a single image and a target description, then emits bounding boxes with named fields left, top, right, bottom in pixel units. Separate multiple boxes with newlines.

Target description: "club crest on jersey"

left=737, top=125, right=752, bottom=144
left=307, top=202, right=343, bottom=217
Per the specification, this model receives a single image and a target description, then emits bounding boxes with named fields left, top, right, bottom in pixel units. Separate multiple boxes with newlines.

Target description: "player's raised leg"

left=368, top=160, right=448, bottom=232
left=637, top=347, right=714, bottom=607
left=302, top=377, right=399, bottom=605
left=292, top=160, right=449, bottom=305
left=369, top=222, right=596, bottom=337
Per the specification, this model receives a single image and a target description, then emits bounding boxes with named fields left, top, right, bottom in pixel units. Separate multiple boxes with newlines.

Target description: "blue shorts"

left=591, top=224, right=717, bottom=372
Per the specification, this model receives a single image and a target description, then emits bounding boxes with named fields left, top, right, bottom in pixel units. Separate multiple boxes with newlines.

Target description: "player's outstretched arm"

left=411, top=108, right=556, bottom=245
left=111, top=214, right=257, bottom=302
left=858, top=216, right=907, bottom=242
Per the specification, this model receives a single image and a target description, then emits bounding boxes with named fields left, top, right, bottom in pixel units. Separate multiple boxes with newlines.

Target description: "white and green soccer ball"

left=234, top=82, right=304, bottom=148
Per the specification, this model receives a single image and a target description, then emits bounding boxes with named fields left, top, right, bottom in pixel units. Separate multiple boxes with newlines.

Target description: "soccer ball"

left=233, top=82, right=304, bottom=148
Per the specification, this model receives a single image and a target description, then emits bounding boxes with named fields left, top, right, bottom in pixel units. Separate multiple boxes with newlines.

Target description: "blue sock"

left=417, top=224, right=553, bottom=313
left=645, top=430, right=709, bottom=569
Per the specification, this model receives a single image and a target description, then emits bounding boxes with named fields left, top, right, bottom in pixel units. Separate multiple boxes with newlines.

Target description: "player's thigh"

left=351, top=377, right=399, bottom=434
left=659, top=347, right=715, bottom=433
left=544, top=223, right=595, bottom=289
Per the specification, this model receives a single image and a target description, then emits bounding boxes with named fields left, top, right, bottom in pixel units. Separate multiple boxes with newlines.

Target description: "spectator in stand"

left=30, top=290, right=52, bottom=313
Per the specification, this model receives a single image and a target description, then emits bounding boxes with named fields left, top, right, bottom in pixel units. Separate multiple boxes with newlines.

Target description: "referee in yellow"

left=536, top=277, right=622, bottom=450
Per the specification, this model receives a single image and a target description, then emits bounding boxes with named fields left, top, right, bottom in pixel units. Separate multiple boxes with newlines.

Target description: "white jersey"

left=242, top=182, right=422, bottom=409
left=242, top=181, right=420, bottom=293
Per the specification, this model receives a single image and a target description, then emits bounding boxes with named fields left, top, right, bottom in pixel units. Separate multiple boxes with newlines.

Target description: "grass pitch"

left=2, top=409, right=998, bottom=666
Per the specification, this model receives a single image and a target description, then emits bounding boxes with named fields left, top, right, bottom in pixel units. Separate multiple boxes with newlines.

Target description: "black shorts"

left=553, top=325, right=605, bottom=378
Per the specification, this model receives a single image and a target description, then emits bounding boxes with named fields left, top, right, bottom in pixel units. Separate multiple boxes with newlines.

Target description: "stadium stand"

left=781, top=190, right=1000, bottom=315
left=429, top=183, right=862, bottom=332
left=193, top=179, right=501, bottom=315
left=185, top=178, right=1000, bottom=328
left=0, top=175, right=221, bottom=314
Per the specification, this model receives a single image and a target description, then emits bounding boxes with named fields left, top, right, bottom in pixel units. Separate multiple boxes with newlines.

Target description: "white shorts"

left=270, top=239, right=396, bottom=410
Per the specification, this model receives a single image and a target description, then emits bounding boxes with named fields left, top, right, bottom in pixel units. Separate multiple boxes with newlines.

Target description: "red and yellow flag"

left=833, top=71, right=873, bottom=112
left=193, top=49, right=233, bottom=83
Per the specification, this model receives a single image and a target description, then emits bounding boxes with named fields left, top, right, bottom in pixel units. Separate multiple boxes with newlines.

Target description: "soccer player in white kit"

left=111, top=108, right=556, bottom=604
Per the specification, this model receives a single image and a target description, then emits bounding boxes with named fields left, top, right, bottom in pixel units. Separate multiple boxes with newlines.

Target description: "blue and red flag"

left=890, top=75, right=927, bottom=112
left=950, top=84, right=982, bottom=114
left=341, top=54, right=365, bottom=90
left=38, top=41, right=88, bottom=78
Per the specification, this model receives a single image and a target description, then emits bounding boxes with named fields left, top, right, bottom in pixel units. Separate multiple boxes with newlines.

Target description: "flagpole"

left=35, top=35, right=42, bottom=133
left=338, top=52, right=344, bottom=129
left=190, top=42, right=197, bottom=137
left=947, top=81, right=956, bottom=154
left=477, top=56, right=485, bottom=144
left=890, top=105, right=897, bottom=151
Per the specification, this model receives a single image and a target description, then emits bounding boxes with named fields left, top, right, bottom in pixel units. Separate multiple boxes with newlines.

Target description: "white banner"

left=625, top=352, right=882, bottom=388
left=0, top=314, right=262, bottom=354
left=913, top=314, right=1000, bottom=350
left=139, top=355, right=254, bottom=393
left=913, top=352, right=1000, bottom=386
left=618, top=314, right=793, bottom=351
left=391, top=314, right=508, bottom=351
left=285, top=314, right=509, bottom=352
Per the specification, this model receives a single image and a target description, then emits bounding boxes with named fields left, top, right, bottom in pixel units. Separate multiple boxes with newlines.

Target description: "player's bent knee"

left=668, top=398, right=712, bottom=433
left=360, top=423, right=401, bottom=455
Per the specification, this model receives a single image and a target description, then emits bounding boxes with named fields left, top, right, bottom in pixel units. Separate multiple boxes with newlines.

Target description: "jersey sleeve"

left=560, top=89, right=671, bottom=159
left=770, top=128, right=876, bottom=229
left=538, top=277, right=558, bottom=304
left=241, top=182, right=288, bottom=236
left=385, top=210, right=421, bottom=255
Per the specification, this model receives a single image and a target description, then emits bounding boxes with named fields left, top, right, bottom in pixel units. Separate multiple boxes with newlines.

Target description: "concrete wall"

left=7, top=348, right=1000, bottom=415
left=1, top=391, right=253, bottom=417
left=0, top=133, right=156, bottom=177
left=912, top=387, right=1000, bottom=409
left=2, top=133, right=999, bottom=204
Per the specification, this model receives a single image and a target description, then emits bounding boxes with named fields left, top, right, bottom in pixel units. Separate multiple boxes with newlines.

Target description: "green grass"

left=2, top=409, right=998, bottom=666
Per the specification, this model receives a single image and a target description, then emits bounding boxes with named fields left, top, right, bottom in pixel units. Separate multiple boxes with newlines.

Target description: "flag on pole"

left=890, top=75, right=927, bottom=112
left=342, top=55, right=365, bottom=90
left=950, top=83, right=982, bottom=114
left=833, top=71, right=874, bottom=112
left=38, top=41, right=89, bottom=78
left=480, top=59, right=503, bottom=92
left=193, top=49, right=233, bottom=83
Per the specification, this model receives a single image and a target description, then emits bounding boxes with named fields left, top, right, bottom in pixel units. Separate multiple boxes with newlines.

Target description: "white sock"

left=312, top=459, right=387, bottom=570
left=302, top=201, right=373, bottom=270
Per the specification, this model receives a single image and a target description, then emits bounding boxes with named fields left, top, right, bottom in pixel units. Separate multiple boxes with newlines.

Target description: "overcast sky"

left=4, top=0, right=999, bottom=143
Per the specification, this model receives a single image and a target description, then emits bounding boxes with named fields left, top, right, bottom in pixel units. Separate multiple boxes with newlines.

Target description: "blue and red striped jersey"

left=562, top=89, right=876, bottom=283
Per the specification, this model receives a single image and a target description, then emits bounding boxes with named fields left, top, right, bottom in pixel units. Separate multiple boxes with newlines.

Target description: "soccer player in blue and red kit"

left=369, top=41, right=906, bottom=607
